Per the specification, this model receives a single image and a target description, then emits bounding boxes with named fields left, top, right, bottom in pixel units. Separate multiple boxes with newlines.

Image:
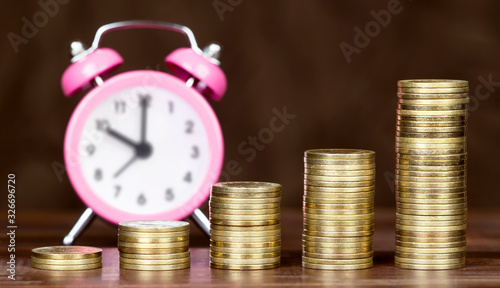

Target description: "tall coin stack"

left=31, top=246, right=102, bottom=271
left=118, top=220, right=190, bottom=270
left=303, top=149, right=375, bottom=270
left=395, top=79, right=468, bottom=270
left=209, top=181, right=281, bottom=270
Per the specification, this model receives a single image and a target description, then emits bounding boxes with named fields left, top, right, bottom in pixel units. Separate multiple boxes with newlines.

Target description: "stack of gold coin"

left=31, top=246, right=102, bottom=270
left=209, top=181, right=281, bottom=270
left=118, top=220, right=190, bottom=270
left=395, top=79, right=468, bottom=270
left=303, top=149, right=375, bottom=270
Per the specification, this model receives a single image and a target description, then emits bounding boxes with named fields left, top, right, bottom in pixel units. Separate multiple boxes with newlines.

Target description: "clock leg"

left=62, top=208, right=96, bottom=245
left=190, top=208, right=210, bottom=236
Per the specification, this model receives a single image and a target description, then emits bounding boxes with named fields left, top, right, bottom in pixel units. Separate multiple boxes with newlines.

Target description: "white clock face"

left=77, top=86, right=210, bottom=214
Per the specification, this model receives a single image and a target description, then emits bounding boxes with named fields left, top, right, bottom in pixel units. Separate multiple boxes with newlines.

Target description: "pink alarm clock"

left=60, top=21, right=226, bottom=245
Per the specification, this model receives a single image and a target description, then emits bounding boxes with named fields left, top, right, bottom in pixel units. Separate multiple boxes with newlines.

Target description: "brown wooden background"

left=1, top=0, right=500, bottom=214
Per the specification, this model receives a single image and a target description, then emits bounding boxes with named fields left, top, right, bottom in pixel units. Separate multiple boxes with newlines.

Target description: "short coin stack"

left=31, top=246, right=102, bottom=270
left=303, top=149, right=375, bottom=270
left=209, top=181, right=281, bottom=270
left=395, top=79, right=468, bottom=270
left=118, top=220, right=190, bottom=270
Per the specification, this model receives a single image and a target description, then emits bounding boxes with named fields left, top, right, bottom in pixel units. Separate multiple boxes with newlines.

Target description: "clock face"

left=65, top=71, right=223, bottom=223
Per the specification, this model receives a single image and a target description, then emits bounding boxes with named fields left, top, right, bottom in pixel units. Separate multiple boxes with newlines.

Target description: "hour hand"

left=106, top=128, right=139, bottom=149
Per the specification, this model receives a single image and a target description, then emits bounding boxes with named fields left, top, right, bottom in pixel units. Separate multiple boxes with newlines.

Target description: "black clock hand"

left=114, top=155, right=137, bottom=178
left=106, top=128, right=140, bottom=149
left=139, top=95, right=149, bottom=143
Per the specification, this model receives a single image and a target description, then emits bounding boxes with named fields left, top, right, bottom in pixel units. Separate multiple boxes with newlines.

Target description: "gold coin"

left=397, top=169, right=465, bottom=177
left=397, top=202, right=466, bottom=210
left=210, top=196, right=280, bottom=204
left=304, top=207, right=374, bottom=216
left=397, top=148, right=466, bottom=155
left=302, top=261, right=372, bottom=270
left=210, top=224, right=280, bottom=232
left=396, top=157, right=466, bottom=166
left=210, top=229, right=281, bottom=238
left=118, top=235, right=188, bottom=244
left=120, top=257, right=190, bottom=265
left=304, top=192, right=374, bottom=200
left=303, top=229, right=374, bottom=238
left=395, top=251, right=465, bottom=259
left=304, top=163, right=375, bottom=171
left=209, top=201, right=280, bottom=210
left=210, top=245, right=281, bottom=254
left=397, top=86, right=468, bottom=93
left=396, top=234, right=466, bottom=243
left=396, top=213, right=466, bottom=222
left=210, top=252, right=280, bottom=259
left=209, top=207, right=280, bottom=215
left=396, top=136, right=466, bottom=145
left=31, top=256, right=102, bottom=265
left=396, top=186, right=466, bottom=193
left=211, top=191, right=281, bottom=199
left=212, top=181, right=282, bottom=193
left=210, top=262, right=279, bottom=270
left=396, top=131, right=466, bottom=138
left=32, top=262, right=102, bottom=271
left=120, top=262, right=190, bottom=271
left=305, top=149, right=375, bottom=159
left=397, top=120, right=467, bottom=128
left=302, top=245, right=372, bottom=254
left=118, top=221, right=189, bottom=233
left=117, top=230, right=188, bottom=239
left=302, top=235, right=372, bottom=243
left=396, top=125, right=466, bottom=134
left=210, top=219, right=280, bottom=226
left=395, top=240, right=466, bottom=248
left=119, top=251, right=190, bottom=260
left=118, top=247, right=188, bottom=254
left=396, top=217, right=467, bottom=227
left=396, top=163, right=466, bottom=171
left=304, top=158, right=375, bottom=165
left=118, top=239, right=189, bottom=248
left=395, top=181, right=466, bottom=188
left=303, top=224, right=374, bottom=233
left=303, top=202, right=373, bottom=210
left=397, top=97, right=469, bottom=105
left=304, top=175, right=375, bottom=182
left=396, top=224, right=466, bottom=232
left=396, top=208, right=467, bottom=216
left=395, top=262, right=465, bottom=270
left=31, top=246, right=102, bottom=260
left=397, top=109, right=467, bottom=117
left=305, top=179, right=375, bottom=188
left=395, top=246, right=466, bottom=254
left=396, top=229, right=465, bottom=237
left=398, top=104, right=467, bottom=111
left=395, top=256, right=465, bottom=265
left=397, top=114, right=467, bottom=122
left=397, top=192, right=466, bottom=201
left=303, top=251, right=373, bottom=260
left=304, top=212, right=374, bottom=221
left=302, top=240, right=372, bottom=249
left=305, top=168, right=375, bottom=177
left=397, top=196, right=466, bottom=205
left=397, top=92, right=468, bottom=100
left=210, top=256, right=280, bottom=265
left=397, top=79, right=468, bottom=88
left=302, top=256, right=372, bottom=265
left=304, top=196, right=373, bottom=205
left=305, top=184, right=375, bottom=193
left=210, top=240, right=280, bottom=248
left=395, top=141, right=466, bottom=149
left=210, top=211, right=280, bottom=219
left=210, top=234, right=281, bottom=243
left=303, top=218, right=373, bottom=227
left=396, top=175, right=466, bottom=183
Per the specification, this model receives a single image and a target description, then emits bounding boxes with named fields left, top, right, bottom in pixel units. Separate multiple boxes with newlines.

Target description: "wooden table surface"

left=1, top=208, right=500, bottom=287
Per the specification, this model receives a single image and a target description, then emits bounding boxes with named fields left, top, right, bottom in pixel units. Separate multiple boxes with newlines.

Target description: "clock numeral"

left=86, top=144, right=95, bottom=156
left=114, top=185, right=121, bottom=197
left=96, top=119, right=110, bottom=131
left=94, top=169, right=103, bottom=181
left=114, top=100, right=127, bottom=114
left=191, top=146, right=199, bottom=159
left=138, top=194, right=146, bottom=206
left=168, top=101, right=174, bottom=114
left=184, top=172, right=192, bottom=183
left=165, top=188, right=174, bottom=201
left=185, top=120, right=194, bottom=134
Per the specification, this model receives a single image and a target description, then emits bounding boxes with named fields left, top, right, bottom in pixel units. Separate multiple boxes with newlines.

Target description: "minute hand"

left=106, top=128, right=140, bottom=149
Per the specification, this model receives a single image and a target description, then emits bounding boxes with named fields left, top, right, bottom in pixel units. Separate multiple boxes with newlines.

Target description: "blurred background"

left=2, top=0, right=500, bottom=217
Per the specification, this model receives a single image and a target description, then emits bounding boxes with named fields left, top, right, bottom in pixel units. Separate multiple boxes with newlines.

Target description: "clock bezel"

left=64, top=70, right=224, bottom=224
